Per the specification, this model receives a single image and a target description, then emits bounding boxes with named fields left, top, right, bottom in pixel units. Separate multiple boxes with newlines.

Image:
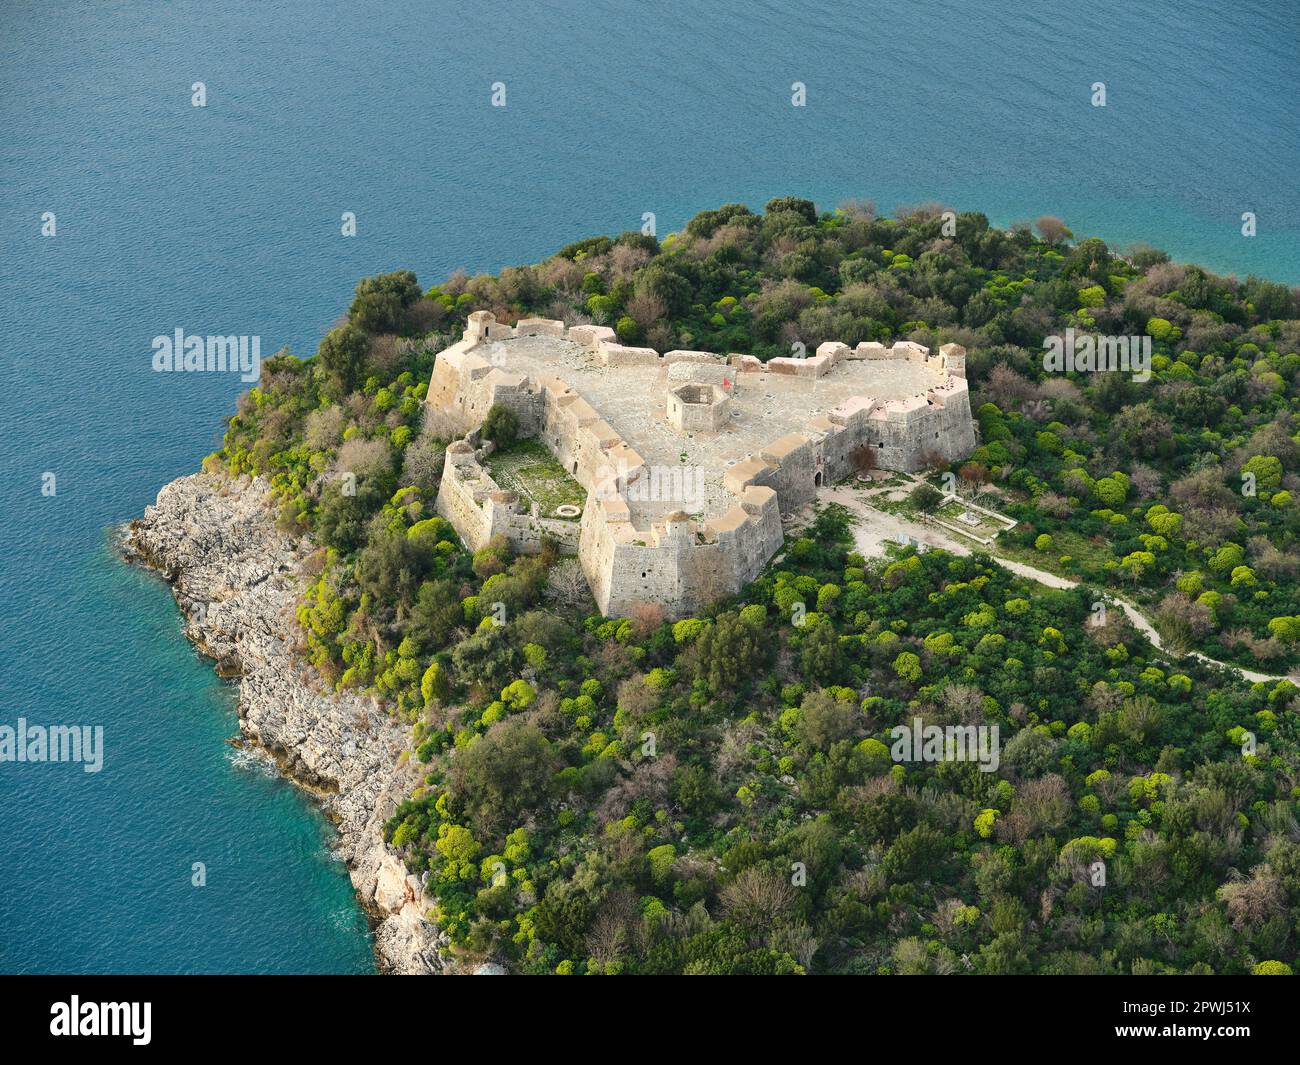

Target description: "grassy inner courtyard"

left=484, top=439, right=587, bottom=520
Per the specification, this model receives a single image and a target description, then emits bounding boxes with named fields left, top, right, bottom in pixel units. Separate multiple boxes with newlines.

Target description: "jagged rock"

left=125, top=473, right=449, bottom=975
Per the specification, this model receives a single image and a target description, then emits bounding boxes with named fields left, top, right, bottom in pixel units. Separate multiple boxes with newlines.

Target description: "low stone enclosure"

left=437, top=438, right=582, bottom=556
left=427, top=311, right=976, bottom=618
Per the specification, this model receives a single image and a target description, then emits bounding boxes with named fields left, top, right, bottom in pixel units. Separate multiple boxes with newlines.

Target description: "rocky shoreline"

left=124, top=472, right=449, bottom=974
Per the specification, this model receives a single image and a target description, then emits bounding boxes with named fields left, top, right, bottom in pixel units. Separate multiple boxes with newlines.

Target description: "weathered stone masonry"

left=426, top=311, right=975, bottom=618
left=436, top=440, right=581, bottom=555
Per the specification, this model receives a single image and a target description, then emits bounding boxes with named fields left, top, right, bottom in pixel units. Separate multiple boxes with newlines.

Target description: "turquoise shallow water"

left=0, top=0, right=1296, bottom=973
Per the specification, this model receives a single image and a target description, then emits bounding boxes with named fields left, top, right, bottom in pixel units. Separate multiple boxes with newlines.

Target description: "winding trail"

left=817, top=485, right=1299, bottom=689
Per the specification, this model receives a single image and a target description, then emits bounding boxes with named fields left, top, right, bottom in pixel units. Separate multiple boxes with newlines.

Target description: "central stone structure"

left=427, top=312, right=976, bottom=618
left=667, top=382, right=730, bottom=432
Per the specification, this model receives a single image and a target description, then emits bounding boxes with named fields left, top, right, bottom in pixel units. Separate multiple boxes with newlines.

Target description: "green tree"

left=797, top=688, right=859, bottom=751
left=692, top=610, right=764, bottom=696
left=1242, top=454, right=1283, bottom=492
left=315, top=323, right=371, bottom=399
left=349, top=270, right=422, bottom=334
left=450, top=720, right=558, bottom=837
left=910, top=483, right=944, bottom=513
left=481, top=403, right=519, bottom=449
left=893, top=651, right=922, bottom=683
left=420, top=661, right=449, bottom=706
left=800, top=621, right=843, bottom=683
left=615, top=315, right=641, bottom=344
left=1094, top=475, right=1128, bottom=507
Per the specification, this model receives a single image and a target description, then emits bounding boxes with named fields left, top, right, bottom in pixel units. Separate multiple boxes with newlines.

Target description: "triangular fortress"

left=426, top=312, right=975, bottom=617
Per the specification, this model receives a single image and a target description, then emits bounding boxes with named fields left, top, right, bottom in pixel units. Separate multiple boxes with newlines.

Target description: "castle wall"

left=820, top=381, right=977, bottom=476
left=722, top=381, right=977, bottom=508
left=435, top=447, right=581, bottom=556
left=434, top=448, right=496, bottom=550
left=577, top=485, right=783, bottom=617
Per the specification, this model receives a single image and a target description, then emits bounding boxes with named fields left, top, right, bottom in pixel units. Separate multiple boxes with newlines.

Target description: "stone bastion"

left=426, top=310, right=976, bottom=618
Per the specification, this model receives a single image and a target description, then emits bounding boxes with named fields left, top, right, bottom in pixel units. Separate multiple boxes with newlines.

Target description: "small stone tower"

left=667, top=382, right=730, bottom=433
left=465, top=310, right=496, bottom=345
left=939, top=343, right=967, bottom=379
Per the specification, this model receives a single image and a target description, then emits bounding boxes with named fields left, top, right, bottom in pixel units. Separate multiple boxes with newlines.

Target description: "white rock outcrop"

left=125, top=473, right=448, bottom=974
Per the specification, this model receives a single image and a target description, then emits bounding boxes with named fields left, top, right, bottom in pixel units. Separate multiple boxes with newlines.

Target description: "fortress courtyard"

left=466, top=331, right=952, bottom=527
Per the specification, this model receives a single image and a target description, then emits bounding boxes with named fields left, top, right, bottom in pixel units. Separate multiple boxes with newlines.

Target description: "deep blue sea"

left=0, top=0, right=1296, bottom=973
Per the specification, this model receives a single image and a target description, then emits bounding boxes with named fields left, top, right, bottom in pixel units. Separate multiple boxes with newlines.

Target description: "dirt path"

left=816, top=486, right=1296, bottom=688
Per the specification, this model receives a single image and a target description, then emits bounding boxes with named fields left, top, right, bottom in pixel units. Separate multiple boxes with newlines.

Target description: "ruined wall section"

left=435, top=442, right=580, bottom=555
left=725, top=338, right=976, bottom=482
left=426, top=342, right=546, bottom=439
left=824, top=375, right=977, bottom=476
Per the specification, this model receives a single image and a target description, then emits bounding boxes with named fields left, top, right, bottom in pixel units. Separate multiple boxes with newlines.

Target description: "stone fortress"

left=426, top=311, right=976, bottom=618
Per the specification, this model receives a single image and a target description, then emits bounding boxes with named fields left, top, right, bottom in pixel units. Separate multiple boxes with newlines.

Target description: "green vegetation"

left=484, top=438, right=586, bottom=519
left=208, top=200, right=1300, bottom=975
left=908, top=482, right=944, bottom=515
left=380, top=508, right=1299, bottom=975
left=480, top=402, right=519, bottom=450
